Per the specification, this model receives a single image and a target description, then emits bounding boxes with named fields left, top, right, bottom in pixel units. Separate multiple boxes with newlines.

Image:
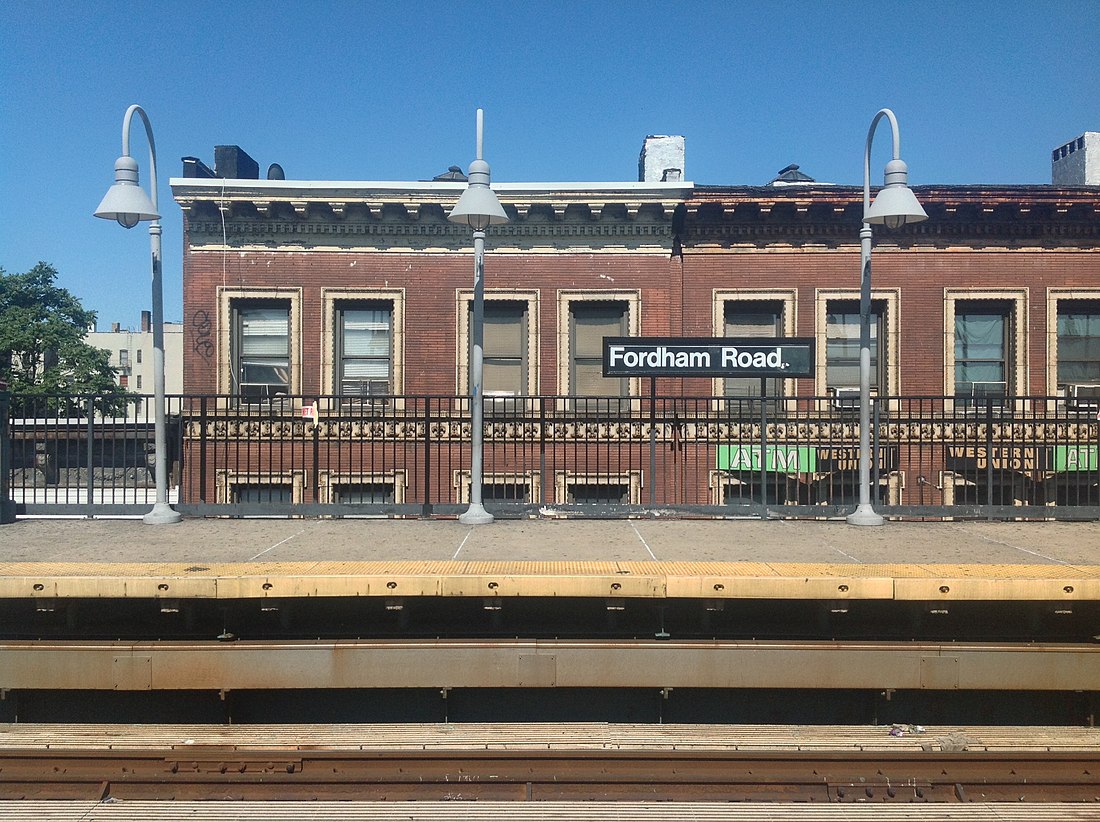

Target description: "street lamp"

left=847, top=108, right=928, bottom=526
left=95, top=104, right=182, bottom=525
left=448, top=109, right=509, bottom=525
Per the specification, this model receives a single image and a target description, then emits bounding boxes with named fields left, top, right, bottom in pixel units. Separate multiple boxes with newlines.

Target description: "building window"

left=334, top=483, right=395, bottom=504
left=954, top=302, right=1011, bottom=400
left=826, top=300, right=883, bottom=393
left=473, top=301, right=527, bottom=397
left=1057, top=300, right=1100, bottom=387
left=946, top=290, right=1026, bottom=407
left=136, top=350, right=142, bottom=364
left=234, top=483, right=293, bottom=504
left=217, top=470, right=305, bottom=504
left=321, top=288, right=404, bottom=402
left=337, top=303, right=392, bottom=399
left=557, top=290, right=639, bottom=406
left=136, top=375, right=142, bottom=390
left=318, top=471, right=406, bottom=504
left=455, top=470, right=540, bottom=504
left=457, top=291, right=538, bottom=405
left=724, top=300, right=784, bottom=399
left=555, top=471, right=643, bottom=504
left=233, top=302, right=290, bottom=400
left=570, top=301, right=627, bottom=398
left=119, top=350, right=129, bottom=368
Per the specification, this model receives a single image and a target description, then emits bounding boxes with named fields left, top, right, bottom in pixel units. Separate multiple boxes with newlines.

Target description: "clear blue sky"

left=1, top=0, right=1097, bottom=327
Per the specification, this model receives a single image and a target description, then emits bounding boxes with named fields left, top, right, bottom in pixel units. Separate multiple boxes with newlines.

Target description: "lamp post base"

left=143, top=502, right=183, bottom=525
left=846, top=504, right=885, bottom=527
left=458, top=504, right=495, bottom=525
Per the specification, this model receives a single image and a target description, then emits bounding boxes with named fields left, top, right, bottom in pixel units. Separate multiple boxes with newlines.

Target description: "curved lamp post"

left=847, top=109, right=928, bottom=526
left=448, top=109, right=509, bottom=525
left=95, top=104, right=182, bottom=525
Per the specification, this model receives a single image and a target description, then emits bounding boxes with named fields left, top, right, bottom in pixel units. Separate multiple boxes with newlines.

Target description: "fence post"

left=0, top=389, right=14, bottom=524
left=759, top=387, right=768, bottom=515
left=649, top=378, right=657, bottom=506
left=86, top=395, right=95, bottom=517
left=539, top=396, right=547, bottom=506
left=872, top=396, right=882, bottom=505
left=985, top=398, right=995, bottom=516
left=422, top=397, right=432, bottom=517
left=311, top=414, right=320, bottom=504
left=198, top=396, right=208, bottom=504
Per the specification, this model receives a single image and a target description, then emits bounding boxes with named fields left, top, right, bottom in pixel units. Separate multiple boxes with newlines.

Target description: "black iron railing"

left=4, top=393, right=1099, bottom=519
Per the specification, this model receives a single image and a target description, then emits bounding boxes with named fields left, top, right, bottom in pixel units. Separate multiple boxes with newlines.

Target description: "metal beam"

left=1, top=639, right=1097, bottom=691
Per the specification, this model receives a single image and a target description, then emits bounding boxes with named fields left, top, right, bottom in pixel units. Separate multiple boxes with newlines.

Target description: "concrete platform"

left=0, top=518, right=1098, bottom=602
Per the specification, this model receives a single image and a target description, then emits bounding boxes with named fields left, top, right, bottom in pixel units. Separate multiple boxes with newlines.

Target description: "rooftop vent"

left=432, top=165, right=468, bottom=182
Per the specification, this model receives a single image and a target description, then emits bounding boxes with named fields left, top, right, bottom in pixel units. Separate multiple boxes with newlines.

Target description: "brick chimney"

left=639, top=135, right=685, bottom=183
left=1052, top=133, right=1099, bottom=185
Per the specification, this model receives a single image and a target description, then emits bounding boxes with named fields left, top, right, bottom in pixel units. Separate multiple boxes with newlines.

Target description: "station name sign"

left=603, top=337, right=814, bottom=378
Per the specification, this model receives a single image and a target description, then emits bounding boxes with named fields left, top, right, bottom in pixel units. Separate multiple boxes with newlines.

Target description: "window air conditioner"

left=484, top=390, right=521, bottom=415
left=970, top=381, right=1007, bottom=402
left=831, top=386, right=862, bottom=409
left=1067, top=383, right=1100, bottom=410
left=239, top=382, right=289, bottom=402
left=341, top=379, right=390, bottom=405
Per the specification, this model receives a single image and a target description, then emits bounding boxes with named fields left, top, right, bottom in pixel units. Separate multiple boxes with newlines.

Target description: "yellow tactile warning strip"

left=1, top=560, right=1099, bottom=601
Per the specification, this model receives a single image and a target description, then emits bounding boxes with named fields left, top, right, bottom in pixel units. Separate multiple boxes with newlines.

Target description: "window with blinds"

left=472, top=301, right=527, bottom=397
left=570, top=301, right=627, bottom=399
left=338, top=303, right=392, bottom=400
left=234, top=303, right=290, bottom=400
left=724, top=301, right=783, bottom=399
left=826, top=300, right=882, bottom=393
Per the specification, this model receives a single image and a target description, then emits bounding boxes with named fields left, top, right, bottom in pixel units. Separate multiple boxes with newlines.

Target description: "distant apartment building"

left=85, top=311, right=184, bottom=397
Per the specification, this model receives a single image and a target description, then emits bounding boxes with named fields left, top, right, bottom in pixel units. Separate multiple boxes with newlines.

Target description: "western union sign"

left=603, top=337, right=814, bottom=377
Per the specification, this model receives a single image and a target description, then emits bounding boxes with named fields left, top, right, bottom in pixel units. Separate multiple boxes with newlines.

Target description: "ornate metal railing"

left=4, top=393, right=1099, bottom=520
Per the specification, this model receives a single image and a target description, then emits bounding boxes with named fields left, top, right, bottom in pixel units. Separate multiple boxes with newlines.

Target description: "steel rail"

left=1, top=747, right=1098, bottom=802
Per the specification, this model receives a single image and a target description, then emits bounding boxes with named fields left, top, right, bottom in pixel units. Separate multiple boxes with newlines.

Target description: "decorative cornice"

left=173, top=179, right=1100, bottom=251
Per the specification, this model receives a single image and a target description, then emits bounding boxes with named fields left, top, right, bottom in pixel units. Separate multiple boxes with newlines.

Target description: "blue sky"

left=1, top=0, right=1097, bottom=327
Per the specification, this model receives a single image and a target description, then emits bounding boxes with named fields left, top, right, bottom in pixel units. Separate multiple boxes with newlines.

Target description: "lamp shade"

left=94, top=155, right=159, bottom=227
left=449, top=185, right=508, bottom=230
left=864, top=157, right=927, bottom=228
left=865, top=184, right=927, bottom=227
left=448, top=158, right=508, bottom=231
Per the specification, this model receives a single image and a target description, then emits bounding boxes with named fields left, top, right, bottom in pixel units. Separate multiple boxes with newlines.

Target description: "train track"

left=3, top=747, right=1098, bottom=802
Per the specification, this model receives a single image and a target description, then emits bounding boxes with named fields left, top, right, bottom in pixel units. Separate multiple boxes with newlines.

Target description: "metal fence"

left=4, top=392, right=1099, bottom=519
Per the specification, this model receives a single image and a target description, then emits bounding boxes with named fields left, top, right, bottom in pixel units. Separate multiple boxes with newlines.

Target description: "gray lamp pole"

left=847, top=108, right=928, bottom=526
left=95, top=104, right=182, bottom=525
left=448, top=109, right=509, bottom=525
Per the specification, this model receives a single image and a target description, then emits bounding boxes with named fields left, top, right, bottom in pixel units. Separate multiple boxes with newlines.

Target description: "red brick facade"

left=170, top=175, right=1100, bottom=511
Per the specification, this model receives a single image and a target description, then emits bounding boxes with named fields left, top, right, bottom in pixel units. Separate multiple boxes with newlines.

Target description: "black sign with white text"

left=602, top=337, right=815, bottom=378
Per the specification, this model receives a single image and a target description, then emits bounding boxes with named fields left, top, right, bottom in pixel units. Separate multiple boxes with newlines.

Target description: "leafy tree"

left=0, top=262, right=130, bottom=415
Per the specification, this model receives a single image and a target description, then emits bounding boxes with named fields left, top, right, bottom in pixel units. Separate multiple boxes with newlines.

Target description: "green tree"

left=0, top=262, right=129, bottom=414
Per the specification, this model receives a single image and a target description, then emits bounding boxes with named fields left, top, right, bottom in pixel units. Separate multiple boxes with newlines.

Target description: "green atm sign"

left=1053, top=445, right=1099, bottom=472
left=717, top=445, right=817, bottom=473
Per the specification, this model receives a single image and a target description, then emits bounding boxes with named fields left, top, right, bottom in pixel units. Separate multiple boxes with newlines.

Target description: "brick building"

left=169, top=134, right=1100, bottom=513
